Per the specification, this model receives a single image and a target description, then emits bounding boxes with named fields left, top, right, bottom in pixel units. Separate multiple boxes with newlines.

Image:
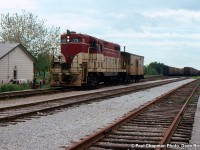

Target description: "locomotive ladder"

left=82, top=46, right=91, bottom=83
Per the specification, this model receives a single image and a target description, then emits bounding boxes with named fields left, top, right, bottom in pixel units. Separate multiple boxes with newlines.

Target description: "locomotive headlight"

left=67, top=36, right=70, bottom=42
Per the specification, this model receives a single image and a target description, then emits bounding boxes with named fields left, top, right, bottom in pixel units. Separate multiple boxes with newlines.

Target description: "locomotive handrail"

left=85, top=46, right=91, bottom=83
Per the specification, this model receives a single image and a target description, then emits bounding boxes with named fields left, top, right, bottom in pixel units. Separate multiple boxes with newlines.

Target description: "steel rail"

left=0, top=77, right=183, bottom=100
left=0, top=78, right=182, bottom=111
left=0, top=87, right=66, bottom=100
left=0, top=78, right=183, bottom=124
left=156, top=83, right=199, bottom=150
left=65, top=79, right=198, bottom=150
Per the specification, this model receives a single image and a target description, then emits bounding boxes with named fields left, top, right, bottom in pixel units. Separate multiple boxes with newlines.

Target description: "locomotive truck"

left=50, top=30, right=144, bottom=87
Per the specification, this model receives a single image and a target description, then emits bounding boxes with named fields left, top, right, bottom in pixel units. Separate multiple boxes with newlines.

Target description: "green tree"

left=145, top=62, right=166, bottom=75
left=0, top=10, right=60, bottom=79
left=35, top=52, right=50, bottom=79
left=144, top=65, right=158, bottom=75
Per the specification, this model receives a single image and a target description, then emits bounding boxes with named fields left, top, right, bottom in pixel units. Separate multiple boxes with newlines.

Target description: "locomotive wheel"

left=125, top=75, right=131, bottom=83
left=117, top=73, right=125, bottom=84
left=87, top=74, right=98, bottom=87
left=135, top=76, right=139, bottom=82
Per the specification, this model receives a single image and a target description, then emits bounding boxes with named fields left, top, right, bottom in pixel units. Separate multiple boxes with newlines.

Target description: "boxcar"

left=184, top=67, right=199, bottom=76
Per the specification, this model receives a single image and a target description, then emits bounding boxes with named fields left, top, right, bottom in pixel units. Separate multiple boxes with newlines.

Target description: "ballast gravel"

left=0, top=78, right=195, bottom=150
left=0, top=78, right=179, bottom=108
left=187, top=96, right=200, bottom=150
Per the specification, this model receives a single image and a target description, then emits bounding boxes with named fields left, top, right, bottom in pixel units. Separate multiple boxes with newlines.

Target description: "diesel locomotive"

left=50, top=30, right=144, bottom=87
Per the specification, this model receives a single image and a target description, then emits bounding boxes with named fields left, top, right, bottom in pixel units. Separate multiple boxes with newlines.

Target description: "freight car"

left=163, top=66, right=182, bottom=76
left=163, top=66, right=199, bottom=76
left=183, top=67, right=199, bottom=76
left=50, top=30, right=144, bottom=87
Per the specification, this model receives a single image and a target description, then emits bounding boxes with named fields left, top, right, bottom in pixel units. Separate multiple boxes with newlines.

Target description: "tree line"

left=144, top=62, right=166, bottom=75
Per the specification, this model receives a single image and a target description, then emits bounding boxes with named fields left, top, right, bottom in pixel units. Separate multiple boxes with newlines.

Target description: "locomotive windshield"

left=72, top=38, right=80, bottom=43
left=61, top=37, right=81, bottom=43
left=61, top=38, right=67, bottom=44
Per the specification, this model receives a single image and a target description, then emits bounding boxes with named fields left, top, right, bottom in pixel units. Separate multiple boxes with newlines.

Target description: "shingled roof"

left=0, top=43, right=36, bottom=62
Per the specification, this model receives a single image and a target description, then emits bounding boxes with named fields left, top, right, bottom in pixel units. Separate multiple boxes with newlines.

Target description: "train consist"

left=50, top=31, right=144, bottom=87
left=163, top=66, right=199, bottom=76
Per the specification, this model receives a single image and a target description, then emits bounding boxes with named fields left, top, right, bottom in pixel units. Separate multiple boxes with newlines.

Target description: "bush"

left=0, top=83, right=30, bottom=92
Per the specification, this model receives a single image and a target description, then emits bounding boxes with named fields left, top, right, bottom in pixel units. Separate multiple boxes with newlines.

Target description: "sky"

left=0, top=0, right=200, bottom=69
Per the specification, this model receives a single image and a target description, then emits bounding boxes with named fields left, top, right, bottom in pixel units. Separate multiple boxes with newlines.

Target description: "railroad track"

left=142, top=75, right=170, bottom=82
left=66, top=79, right=200, bottom=150
left=0, top=76, right=171, bottom=100
left=0, top=87, right=68, bottom=100
left=0, top=78, right=185, bottom=127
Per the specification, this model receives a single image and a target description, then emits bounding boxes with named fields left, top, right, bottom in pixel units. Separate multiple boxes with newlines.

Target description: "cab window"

left=98, top=43, right=103, bottom=52
left=90, top=41, right=96, bottom=49
left=72, top=38, right=80, bottom=43
left=61, top=38, right=67, bottom=44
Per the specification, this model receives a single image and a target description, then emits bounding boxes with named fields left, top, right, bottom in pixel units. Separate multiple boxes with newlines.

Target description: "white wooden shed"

left=0, top=43, right=36, bottom=85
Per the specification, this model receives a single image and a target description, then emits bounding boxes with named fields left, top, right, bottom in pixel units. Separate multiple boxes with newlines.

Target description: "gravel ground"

left=0, top=78, right=195, bottom=150
left=187, top=96, right=200, bottom=150
left=0, top=78, right=179, bottom=108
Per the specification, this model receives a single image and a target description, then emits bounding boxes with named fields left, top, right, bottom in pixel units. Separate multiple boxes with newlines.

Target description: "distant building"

left=0, top=43, right=36, bottom=85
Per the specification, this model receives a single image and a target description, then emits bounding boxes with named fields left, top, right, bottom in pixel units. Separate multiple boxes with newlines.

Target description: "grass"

left=192, top=76, right=200, bottom=79
left=0, top=83, right=31, bottom=92
left=188, top=86, right=200, bottom=104
left=0, top=72, right=51, bottom=93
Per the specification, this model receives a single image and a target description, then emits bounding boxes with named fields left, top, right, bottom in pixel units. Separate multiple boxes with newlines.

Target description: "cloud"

left=144, top=9, right=200, bottom=18
left=0, top=0, right=199, bottom=69
left=129, top=0, right=200, bottom=11
left=0, top=0, right=38, bottom=12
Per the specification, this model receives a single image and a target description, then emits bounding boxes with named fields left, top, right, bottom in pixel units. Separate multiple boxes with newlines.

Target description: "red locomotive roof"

left=61, top=32, right=120, bottom=48
left=61, top=31, right=121, bottom=64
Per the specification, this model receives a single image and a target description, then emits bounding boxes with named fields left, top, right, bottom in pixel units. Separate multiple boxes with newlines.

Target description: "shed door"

left=13, top=69, right=17, bottom=79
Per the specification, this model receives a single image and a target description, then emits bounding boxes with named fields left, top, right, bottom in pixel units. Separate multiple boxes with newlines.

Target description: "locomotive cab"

left=51, top=31, right=100, bottom=86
